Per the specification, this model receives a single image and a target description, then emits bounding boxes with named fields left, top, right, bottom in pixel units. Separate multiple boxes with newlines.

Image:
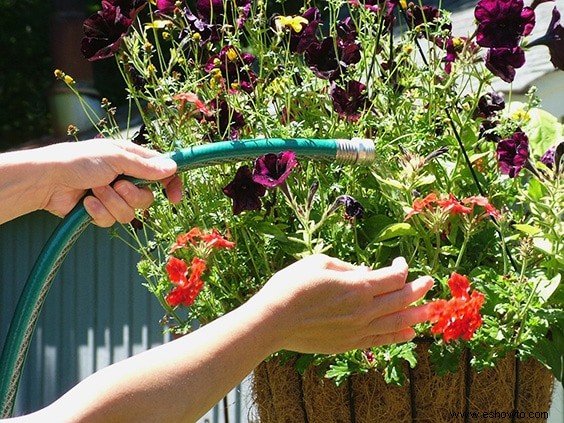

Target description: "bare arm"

left=8, top=255, right=433, bottom=423
left=0, top=139, right=181, bottom=226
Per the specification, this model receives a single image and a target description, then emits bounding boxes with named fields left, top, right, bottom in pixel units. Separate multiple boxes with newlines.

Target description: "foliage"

left=60, top=0, right=563, bottom=384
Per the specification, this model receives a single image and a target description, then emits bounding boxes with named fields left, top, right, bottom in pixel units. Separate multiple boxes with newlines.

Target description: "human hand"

left=41, top=139, right=182, bottom=227
left=248, top=254, right=434, bottom=354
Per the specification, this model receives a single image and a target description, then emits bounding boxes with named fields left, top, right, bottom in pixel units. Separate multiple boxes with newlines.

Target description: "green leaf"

left=512, top=224, right=542, bottom=235
left=376, top=222, right=417, bottom=242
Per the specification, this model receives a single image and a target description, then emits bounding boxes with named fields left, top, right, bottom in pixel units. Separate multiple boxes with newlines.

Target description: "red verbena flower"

left=430, top=273, right=485, bottom=342
left=200, top=228, right=236, bottom=249
left=166, top=257, right=207, bottom=307
left=436, top=193, right=473, bottom=215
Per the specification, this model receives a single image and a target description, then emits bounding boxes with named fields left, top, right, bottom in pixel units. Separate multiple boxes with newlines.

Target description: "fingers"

left=83, top=180, right=154, bottom=227
left=371, top=276, right=434, bottom=317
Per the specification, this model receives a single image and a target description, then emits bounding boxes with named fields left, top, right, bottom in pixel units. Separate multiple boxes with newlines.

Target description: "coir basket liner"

left=252, top=342, right=554, bottom=423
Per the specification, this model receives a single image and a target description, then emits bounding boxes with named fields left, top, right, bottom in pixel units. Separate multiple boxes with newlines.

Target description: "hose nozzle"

left=335, top=138, right=375, bottom=165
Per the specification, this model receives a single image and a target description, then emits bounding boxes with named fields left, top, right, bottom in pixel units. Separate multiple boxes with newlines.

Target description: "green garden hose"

left=0, top=137, right=375, bottom=417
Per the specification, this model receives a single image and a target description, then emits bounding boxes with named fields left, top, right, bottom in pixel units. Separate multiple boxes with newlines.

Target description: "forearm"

left=0, top=149, right=55, bottom=224
left=29, top=302, right=280, bottom=423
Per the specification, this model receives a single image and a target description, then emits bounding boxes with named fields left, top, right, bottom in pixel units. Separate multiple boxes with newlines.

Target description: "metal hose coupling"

left=335, top=138, right=375, bottom=165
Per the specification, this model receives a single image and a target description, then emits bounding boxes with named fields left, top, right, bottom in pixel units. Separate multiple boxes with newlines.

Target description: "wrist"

left=0, top=147, right=56, bottom=222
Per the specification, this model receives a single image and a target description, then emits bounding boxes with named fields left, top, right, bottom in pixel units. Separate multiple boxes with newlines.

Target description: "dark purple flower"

left=527, top=7, right=564, bottom=71
left=330, top=195, right=364, bottom=220
left=330, top=80, right=370, bottom=122
left=305, top=37, right=361, bottom=81
left=205, top=99, right=246, bottom=140
left=252, top=151, right=298, bottom=187
left=223, top=165, right=266, bottom=215
left=205, top=45, right=257, bottom=93
left=485, top=47, right=526, bottom=83
left=496, top=131, right=529, bottom=177
left=474, top=91, right=505, bottom=119
left=474, top=0, right=535, bottom=48
left=336, top=17, right=358, bottom=43
left=288, top=7, right=322, bottom=54
left=107, top=0, right=147, bottom=19
left=81, top=1, right=142, bottom=61
left=540, top=145, right=556, bottom=168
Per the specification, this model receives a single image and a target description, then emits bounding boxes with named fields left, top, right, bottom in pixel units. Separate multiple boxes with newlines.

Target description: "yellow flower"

left=53, top=69, right=64, bottom=80
left=512, top=108, right=530, bottom=123
left=64, top=75, right=75, bottom=85
left=276, top=15, right=308, bottom=33
left=226, top=47, right=238, bottom=62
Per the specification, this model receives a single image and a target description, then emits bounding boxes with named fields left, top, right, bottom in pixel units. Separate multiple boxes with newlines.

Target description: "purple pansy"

left=330, top=80, right=370, bottom=122
left=223, top=165, right=266, bottom=215
left=485, top=47, right=526, bottom=83
left=474, top=0, right=535, bottom=48
left=496, top=131, right=530, bottom=177
left=252, top=151, right=298, bottom=188
left=528, top=7, right=564, bottom=71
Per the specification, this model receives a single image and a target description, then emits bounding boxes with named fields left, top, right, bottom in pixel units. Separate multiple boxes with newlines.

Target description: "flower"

left=496, top=130, right=530, bottom=177
left=485, top=46, right=526, bottom=82
left=166, top=256, right=207, bottom=307
left=430, top=273, right=485, bottom=342
left=527, top=6, right=564, bottom=70
left=474, top=0, right=535, bottom=48
left=252, top=151, right=298, bottom=188
left=71, top=0, right=563, bottom=387
left=222, top=165, right=267, bottom=215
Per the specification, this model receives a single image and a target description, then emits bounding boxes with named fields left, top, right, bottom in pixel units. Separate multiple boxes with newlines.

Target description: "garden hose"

left=0, top=137, right=375, bottom=417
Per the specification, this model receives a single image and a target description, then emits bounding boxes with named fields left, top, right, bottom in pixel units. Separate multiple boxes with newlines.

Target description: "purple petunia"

left=527, top=7, right=564, bottom=71
left=305, top=36, right=361, bottom=81
left=474, top=91, right=505, bottom=119
left=474, top=0, right=535, bottom=48
left=252, top=151, right=298, bottom=188
left=329, top=195, right=364, bottom=220
left=496, top=131, right=530, bottom=177
left=81, top=0, right=146, bottom=61
left=288, top=7, right=322, bottom=54
left=223, top=165, right=267, bottom=215
left=485, top=47, right=526, bottom=83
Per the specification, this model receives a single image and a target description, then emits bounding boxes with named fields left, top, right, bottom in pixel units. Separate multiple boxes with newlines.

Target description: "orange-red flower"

left=166, top=257, right=207, bottom=307
left=430, top=273, right=485, bottom=342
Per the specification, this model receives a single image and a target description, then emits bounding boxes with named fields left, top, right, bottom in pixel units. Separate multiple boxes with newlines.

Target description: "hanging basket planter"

left=252, top=342, right=554, bottom=423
